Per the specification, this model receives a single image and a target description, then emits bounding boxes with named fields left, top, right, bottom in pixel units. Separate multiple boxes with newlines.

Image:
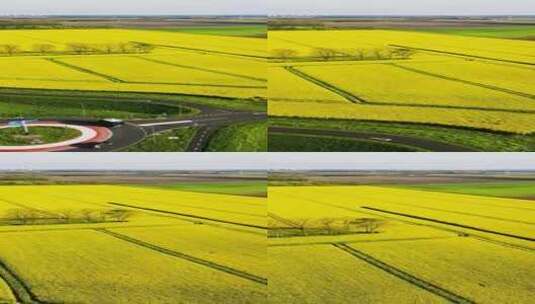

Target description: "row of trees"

left=269, top=217, right=385, bottom=237
left=272, top=47, right=416, bottom=61
left=0, top=42, right=155, bottom=56
left=2, top=208, right=133, bottom=225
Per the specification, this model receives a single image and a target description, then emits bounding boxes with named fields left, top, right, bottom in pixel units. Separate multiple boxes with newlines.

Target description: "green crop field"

left=206, top=121, right=267, bottom=152
left=393, top=181, right=535, bottom=199
left=0, top=183, right=267, bottom=303
left=159, top=25, right=268, bottom=38
left=268, top=182, right=535, bottom=303
left=143, top=180, right=267, bottom=197
left=0, top=126, right=81, bottom=145
left=417, top=26, right=535, bottom=39
left=268, top=27, right=535, bottom=152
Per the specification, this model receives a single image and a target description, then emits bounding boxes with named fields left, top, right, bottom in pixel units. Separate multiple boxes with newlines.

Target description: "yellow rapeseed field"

left=268, top=30, right=535, bottom=133
left=0, top=184, right=267, bottom=304
left=269, top=245, right=445, bottom=304
left=268, top=185, right=534, bottom=303
left=0, top=29, right=267, bottom=99
left=352, top=238, right=535, bottom=303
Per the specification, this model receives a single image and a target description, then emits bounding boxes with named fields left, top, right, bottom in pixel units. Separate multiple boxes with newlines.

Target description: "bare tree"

left=79, top=209, right=97, bottom=222
left=66, top=43, right=91, bottom=54
left=361, top=218, right=385, bottom=233
left=106, top=209, right=133, bottom=222
left=32, top=44, right=56, bottom=54
left=392, top=48, right=416, bottom=59
left=0, top=44, right=21, bottom=56
left=5, top=209, right=31, bottom=224
left=131, top=42, right=155, bottom=53
left=272, top=48, right=298, bottom=60
left=351, top=48, right=366, bottom=60
left=293, top=218, right=310, bottom=236
left=57, top=209, right=76, bottom=223
left=101, top=44, right=116, bottom=54
left=372, top=48, right=384, bottom=60
left=117, top=42, right=134, bottom=54
left=312, top=48, right=338, bottom=61
left=319, top=218, right=337, bottom=235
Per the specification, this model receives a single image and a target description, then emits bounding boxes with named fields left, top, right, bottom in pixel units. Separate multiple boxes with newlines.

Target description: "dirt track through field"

left=389, top=44, right=535, bottom=66
left=267, top=212, right=302, bottom=227
left=284, top=66, right=366, bottom=103
left=0, top=258, right=51, bottom=304
left=361, top=206, right=535, bottom=242
left=96, top=228, right=267, bottom=285
left=45, top=58, right=125, bottom=83
left=109, top=202, right=267, bottom=230
left=333, top=243, right=475, bottom=304
left=135, top=56, right=267, bottom=82
left=273, top=192, right=534, bottom=251
left=389, top=63, right=535, bottom=100
left=369, top=200, right=535, bottom=225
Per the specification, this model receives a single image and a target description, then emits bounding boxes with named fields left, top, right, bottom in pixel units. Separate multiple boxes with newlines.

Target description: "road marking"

left=138, top=120, right=193, bottom=127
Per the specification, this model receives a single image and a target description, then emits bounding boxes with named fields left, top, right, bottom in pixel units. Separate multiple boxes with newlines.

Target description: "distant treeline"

left=1, top=208, right=133, bottom=226
left=271, top=46, right=416, bottom=61
left=0, top=41, right=155, bottom=56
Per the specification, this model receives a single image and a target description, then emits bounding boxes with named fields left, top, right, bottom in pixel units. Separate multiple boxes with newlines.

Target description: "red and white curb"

left=0, top=122, right=112, bottom=152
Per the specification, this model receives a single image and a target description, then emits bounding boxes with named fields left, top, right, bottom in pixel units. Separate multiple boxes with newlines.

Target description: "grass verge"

left=269, top=133, right=423, bottom=152
left=390, top=181, right=535, bottom=200
left=0, top=126, right=80, bottom=145
left=270, top=117, right=535, bottom=152
left=206, top=121, right=267, bottom=152
left=122, top=127, right=196, bottom=152
left=139, top=181, right=267, bottom=197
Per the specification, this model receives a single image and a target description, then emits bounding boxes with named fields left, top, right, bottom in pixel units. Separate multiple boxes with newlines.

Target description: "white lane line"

left=139, top=120, right=193, bottom=127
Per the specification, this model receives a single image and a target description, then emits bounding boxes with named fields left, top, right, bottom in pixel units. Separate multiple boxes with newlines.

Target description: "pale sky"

left=0, top=153, right=268, bottom=171
left=0, top=153, right=533, bottom=171
left=1, top=0, right=534, bottom=16
left=269, top=0, right=535, bottom=16
left=0, top=0, right=266, bottom=16
left=269, top=153, right=535, bottom=171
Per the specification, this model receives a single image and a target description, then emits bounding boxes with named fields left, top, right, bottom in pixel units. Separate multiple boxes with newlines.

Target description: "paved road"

left=138, top=112, right=267, bottom=152
left=269, top=127, right=476, bottom=152
left=0, top=113, right=265, bottom=153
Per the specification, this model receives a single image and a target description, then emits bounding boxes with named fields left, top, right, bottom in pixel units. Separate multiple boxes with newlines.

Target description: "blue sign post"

left=8, top=119, right=36, bottom=134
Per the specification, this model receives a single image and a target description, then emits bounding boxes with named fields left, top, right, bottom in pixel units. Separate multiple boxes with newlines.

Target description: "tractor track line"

left=333, top=243, right=475, bottom=304
left=267, top=212, right=302, bottom=228
left=0, top=198, right=58, bottom=217
left=273, top=192, right=534, bottom=252
left=108, top=202, right=267, bottom=230
left=284, top=66, right=366, bottom=104
left=96, top=228, right=267, bottom=285
left=135, top=56, right=266, bottom=83
left=0, top=259, right=53, bottom=304
left=268, top=236, right=458, bottom=247
left=45, top=58, right=125, bottom=83
left=139, top=42, right=267, bottom=60
left=366, top=200, right=535, bottom=226
left=126, top=81, right=265, bottom=89
left=389, top=63, right=535, bottom=100
left=361, top=206, right=535, bottom=242
left=389, top=44, right=535, bottom=67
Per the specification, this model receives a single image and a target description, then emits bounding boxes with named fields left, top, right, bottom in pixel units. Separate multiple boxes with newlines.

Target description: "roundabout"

left=0, top=121, right=113, bottom=152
